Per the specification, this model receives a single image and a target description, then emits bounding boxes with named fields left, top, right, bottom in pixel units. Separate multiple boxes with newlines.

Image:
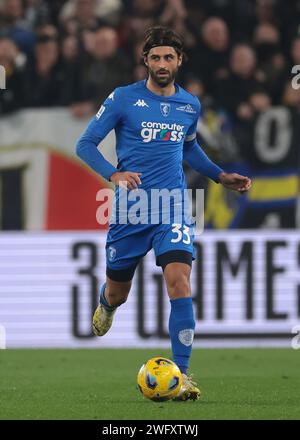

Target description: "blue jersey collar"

left=142, top=79, right=180, bottom=100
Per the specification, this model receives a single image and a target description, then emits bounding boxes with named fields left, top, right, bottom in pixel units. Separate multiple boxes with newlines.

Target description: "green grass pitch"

left=0, top=348, right=299, bottom=420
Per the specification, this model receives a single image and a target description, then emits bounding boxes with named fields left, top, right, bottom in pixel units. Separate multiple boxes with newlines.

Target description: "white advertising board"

left=0, top=231, right=299, bottom=348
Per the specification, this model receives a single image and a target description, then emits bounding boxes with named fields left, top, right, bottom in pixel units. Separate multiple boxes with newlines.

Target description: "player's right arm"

left=76, top=88, right=142, bottom=189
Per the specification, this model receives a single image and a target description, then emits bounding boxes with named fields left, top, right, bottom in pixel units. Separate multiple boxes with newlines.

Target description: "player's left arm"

left=218, top=171, right=252, bottom=192
left=183, top=99, right=252, bottom=193
left=183, top=139, right=252, bottom=192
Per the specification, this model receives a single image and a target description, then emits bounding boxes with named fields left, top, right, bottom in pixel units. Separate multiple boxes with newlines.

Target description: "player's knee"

left=106, top=293, right=128, bottom=307
left=167, top=274, right=190, bottom=298
left=105, top=279, right=131, bottom=307
left=109, top=295, right=128, bottom=307
left=106, top=287, right=130, bottom=307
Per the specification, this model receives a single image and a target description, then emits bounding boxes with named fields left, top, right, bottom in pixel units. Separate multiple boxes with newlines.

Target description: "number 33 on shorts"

left=171, top=223, right=191, bottom=244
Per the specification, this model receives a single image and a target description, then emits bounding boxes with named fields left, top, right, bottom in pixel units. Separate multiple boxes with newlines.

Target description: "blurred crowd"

left=0, top=0, right=299, bottom=119
left=1, top=0, right=300, bottom=230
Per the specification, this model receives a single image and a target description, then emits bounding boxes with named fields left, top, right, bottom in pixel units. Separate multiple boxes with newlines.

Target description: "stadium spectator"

left=0, top=36, right=27, bottom=114
left=24, top=34, right=73, bottom=107
left=184, top=76, right=205, bottom=101
left=81, top=27, right=96, bottom=55
left=60, top=0, right=100, bottom=36
left=72, top=25, right=132, bottom=115
left=184, top=75, right=239, bottom=163
left=253, top=22, right=286, bottom=103
left=22, top=0, right=50, bottom=29
left=215, top=43, right=268, bottom=121
left=1, top=0, right=299, bottom=230
left=131, top=39, right=147, bottom=82
left=282, top=80, right=300, bottom=111
left=120, top=0, right=190, bottom=48
left=184, top=17, right=230, bottom=94
left=0, top=0, right=296, bottom=128
left=59, top=0, right=122, bottom=34
left=120, top=0, right=163, bottom=48
left=291, top=36, right=300, bottom=66
left=0, top=0, right=36, bottom=54
left=61, top=34, right=80, bottom=62
left=254, top=0, right=279, bottom=25
left=249, top=91, right=272, bottom=112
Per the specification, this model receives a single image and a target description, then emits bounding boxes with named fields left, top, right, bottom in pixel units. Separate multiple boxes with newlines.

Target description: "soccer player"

left=76, top=26, right=252, bottom=401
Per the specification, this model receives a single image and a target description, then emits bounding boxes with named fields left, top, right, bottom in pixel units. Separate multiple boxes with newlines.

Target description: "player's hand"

left=219, top=172, right=252, bottom=193
left=110, top=171, right=142, bottom=190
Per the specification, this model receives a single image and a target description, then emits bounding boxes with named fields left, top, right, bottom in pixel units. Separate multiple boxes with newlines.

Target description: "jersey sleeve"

left=76, top=88, right=123, bottom=180
left=183, top=97, right=223, bottom=182
left=185, top=97, right=201, bottom=143
left=83, top=88, right=123, bottom=142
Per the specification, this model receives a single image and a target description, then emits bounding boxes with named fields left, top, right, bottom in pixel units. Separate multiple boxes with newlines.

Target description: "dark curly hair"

left=142, top=26, right=184, bottom=58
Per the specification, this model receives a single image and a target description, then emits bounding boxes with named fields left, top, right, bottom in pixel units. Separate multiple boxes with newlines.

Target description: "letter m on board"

left=0, top=65, right=6, bottom=90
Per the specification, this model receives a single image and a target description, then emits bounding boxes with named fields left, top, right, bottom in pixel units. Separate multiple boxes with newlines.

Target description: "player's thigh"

left=153, top=222, right=194, bottom=299
left=105, top=223, right=153, bottom=286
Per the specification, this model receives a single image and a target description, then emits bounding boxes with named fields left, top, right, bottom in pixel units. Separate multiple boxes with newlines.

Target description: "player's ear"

left=178, top=54, right=183, bottom=67
left=144, top=56, right=148, bottom=67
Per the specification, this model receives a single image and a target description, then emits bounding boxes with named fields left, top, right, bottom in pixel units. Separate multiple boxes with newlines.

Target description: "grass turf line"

left=0, top=348, right=299, bottom=420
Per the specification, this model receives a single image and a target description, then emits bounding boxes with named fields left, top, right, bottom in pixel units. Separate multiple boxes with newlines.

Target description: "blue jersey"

left=81, top=80, right=200, bottom=192
left=77, top=80, right=223, bottom=269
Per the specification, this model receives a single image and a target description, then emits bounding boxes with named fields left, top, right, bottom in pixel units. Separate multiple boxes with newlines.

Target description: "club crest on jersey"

left=160, top=102, right=170, bottom=117
left=108, top=246, right=116, bottom=262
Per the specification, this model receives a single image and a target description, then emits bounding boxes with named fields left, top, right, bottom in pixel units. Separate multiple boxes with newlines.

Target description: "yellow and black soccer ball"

left=137, top=357, right=182, bottom=402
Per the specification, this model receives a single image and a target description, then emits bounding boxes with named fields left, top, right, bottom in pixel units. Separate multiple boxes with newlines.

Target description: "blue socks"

left=100, top=285, right=195, bottom=374
left=169, top=297, right=195, bottom=375
left=99, top=282, right=116, bottom=311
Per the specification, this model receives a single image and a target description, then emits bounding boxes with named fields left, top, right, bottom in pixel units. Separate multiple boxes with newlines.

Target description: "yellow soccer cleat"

left=92, top=304, right=116, bottom=337
left=173, top=374, right=201, bottom=401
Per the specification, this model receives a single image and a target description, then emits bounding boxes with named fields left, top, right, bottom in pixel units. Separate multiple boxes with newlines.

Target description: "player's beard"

left=148, top=66, right=178, bottom=88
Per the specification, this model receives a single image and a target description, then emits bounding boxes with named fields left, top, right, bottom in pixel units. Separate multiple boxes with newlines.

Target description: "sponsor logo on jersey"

left=176, top=104, right=196, bottom=114
left=160, top=102, right=171, bottom=117
left=96, top=105, right=105, bottom=119
left=134, top=99, right=149, bottom=107
left=140, top=121, right=185, bottom=143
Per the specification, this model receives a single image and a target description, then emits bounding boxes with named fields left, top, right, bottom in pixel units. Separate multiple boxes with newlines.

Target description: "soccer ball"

left=137, top=356, right=182, bottom=402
